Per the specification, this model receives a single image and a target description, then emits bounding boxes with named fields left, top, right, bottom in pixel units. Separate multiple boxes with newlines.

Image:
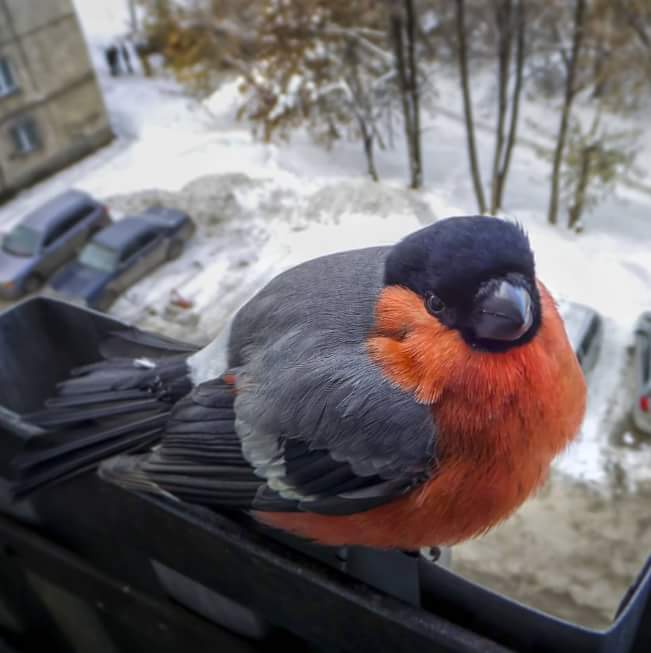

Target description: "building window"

left=0, top=57, right=17, bottom=97
left=10, top=117, right=41, bottom=155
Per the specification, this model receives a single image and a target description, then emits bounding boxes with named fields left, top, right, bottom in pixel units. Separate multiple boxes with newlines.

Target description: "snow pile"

left=106, top=173, right=286, bottom=228
left=203, top=79, right=247, bottom=127
left=303, top=179, right=434, bottom=225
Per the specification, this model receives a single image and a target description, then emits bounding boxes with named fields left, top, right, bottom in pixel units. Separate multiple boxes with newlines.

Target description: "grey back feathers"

left=228, top=248, right=388, bottom=368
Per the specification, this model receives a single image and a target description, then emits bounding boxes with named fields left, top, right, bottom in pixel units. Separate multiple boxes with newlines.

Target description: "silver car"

left=556, top=299, right=603, bottom=376
left=631, top=312, right=651, bottom=434
left=0, top=190, right=111, bottom=300
left=48, top=207, right=195, bottom=311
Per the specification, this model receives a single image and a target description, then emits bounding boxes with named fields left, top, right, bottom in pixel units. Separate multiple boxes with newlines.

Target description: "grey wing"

left=229, top=246, right=437, bottom=515
left=226, top=247, right=389, bottom=370
left=102, top=247, right=436, bottom=515
left=235, top=345, right=437, bottom=516
left=100, top=363, right=436, bottom=517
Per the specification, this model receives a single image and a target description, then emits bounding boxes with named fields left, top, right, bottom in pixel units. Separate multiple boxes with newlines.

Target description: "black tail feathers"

left=97, top=377, right=262, bottom=509
left=9, top=329, right=198, bottom=500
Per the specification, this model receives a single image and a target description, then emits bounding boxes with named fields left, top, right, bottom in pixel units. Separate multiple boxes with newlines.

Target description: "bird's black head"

left=384, top=216, right=542, bottom=353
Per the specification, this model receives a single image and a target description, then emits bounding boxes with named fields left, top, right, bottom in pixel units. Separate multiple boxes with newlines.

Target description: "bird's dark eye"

left=426, top=293, right=445, bottom=315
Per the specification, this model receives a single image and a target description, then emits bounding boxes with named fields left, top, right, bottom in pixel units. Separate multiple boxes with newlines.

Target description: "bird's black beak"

left=472, top=280, right=533, bottom=342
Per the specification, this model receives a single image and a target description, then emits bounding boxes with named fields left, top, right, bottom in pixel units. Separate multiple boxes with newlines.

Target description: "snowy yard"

left=2, top=0, right=651, bottom=629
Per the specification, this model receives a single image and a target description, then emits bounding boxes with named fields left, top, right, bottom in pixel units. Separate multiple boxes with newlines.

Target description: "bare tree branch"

left=548, top=0, right=586, bottom=226
left=455, top=0, right=486, bottom=213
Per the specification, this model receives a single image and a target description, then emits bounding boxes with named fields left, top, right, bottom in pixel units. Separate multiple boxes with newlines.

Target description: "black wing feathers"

left=100, top=378, right=263, bottom=507
left=100, top=364, right=437, bottom=517
left=10, top=330, right=197, bottom=499
left=234, top=351, right=437, bottom=516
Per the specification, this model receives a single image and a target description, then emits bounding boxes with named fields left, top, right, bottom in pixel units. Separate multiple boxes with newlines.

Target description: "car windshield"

left=79, top=242, right=119, bottom=273
left=1, top=225, right=40, bottom=257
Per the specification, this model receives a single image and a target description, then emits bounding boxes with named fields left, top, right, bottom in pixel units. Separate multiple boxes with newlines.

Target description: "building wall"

left=2, top=0, right=73, bottom=36
left=0, top=0, right=113, bottom=199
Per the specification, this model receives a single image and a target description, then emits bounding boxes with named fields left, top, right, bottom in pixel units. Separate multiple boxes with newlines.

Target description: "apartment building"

left=0, top=0, right=112, bottom=200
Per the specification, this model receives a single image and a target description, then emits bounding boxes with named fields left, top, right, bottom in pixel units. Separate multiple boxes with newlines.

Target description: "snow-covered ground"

left=2, top=0, right=651, bottom=628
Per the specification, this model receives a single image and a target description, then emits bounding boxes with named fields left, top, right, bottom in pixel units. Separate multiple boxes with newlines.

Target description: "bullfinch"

left=11, top=216, right=586, bottom=550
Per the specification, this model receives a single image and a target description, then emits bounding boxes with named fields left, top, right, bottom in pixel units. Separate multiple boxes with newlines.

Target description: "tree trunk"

left=591, top=4, right=610, bottom=99
left=346, top=39, right=379, bottom=182
left=568, top=144, right=595, bottom=230
left=490, top=0, right=512, bottom=214
left=547, top=0, right=586, bottom=226
left=494, top=0, right=525, bottom=213
left=127, top=0, right=139, bottom=34
left=592, top=45, right=606, bottom=99
left=390, top=0, right=423, bottom=190
left=404, top=0, right=422, bottom=189
left=360, top=118, right=379, bottom=182
left=455, top=0, right=486, bottom=213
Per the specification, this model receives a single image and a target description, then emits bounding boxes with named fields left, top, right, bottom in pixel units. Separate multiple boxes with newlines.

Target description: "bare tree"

left=490, top=0, right=526, bottom=214
left=455, top=0, right=486, bottom=213
left=490, top=0, right=512, bottom=214
left=547, top=0, right=586, bottom=226
left=564, top=110, right=638, bottom=231
left=440, top=0, right=527, bottom=214
left=614, top=0, right=651, bottom=51
left=150, top=0, right=428, bottom=185
left=390, top=0, right=423, bottom=189
left=344, top=38, right=383, bottom=181
left=127, top=0, right=139, bottom=33
left=236, top=1, right=397, bottom=182
left=567, top=143, right=596, bottom=230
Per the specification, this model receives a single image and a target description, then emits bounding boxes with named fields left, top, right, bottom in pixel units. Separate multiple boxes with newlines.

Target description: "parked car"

left=631, top=311, right=651, bottom=434
left=0, top=190, right=110, bottom=300
left=556, top=299, right=603, bottom=376
left=48, top=207, right=195, bottom=311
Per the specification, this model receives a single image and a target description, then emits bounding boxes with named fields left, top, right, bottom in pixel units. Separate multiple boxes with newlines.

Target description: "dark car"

left=0, top=190, right=111, bottom=300
left=49, top=207, right=195, bottom=311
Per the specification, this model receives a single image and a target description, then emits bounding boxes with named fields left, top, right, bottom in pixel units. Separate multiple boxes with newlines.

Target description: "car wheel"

left=24, top=275, right=43, bottom=295
left=167, top=239, right=184, bottom=260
